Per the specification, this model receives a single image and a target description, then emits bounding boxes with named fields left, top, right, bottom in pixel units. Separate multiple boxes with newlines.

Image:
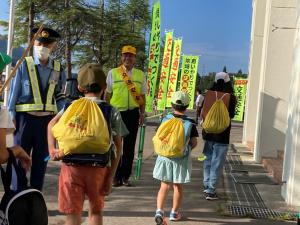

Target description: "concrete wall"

left=243, top=0, right=267, bottom=148
left=254, top=0, right=296, bottom=160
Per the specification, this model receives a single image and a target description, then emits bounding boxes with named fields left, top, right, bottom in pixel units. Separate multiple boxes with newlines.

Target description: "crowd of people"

left=0, top=26, right=236, bottom=225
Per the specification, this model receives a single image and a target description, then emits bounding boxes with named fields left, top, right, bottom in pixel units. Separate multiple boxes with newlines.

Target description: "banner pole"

left=134, top=124, right=146, bottom=180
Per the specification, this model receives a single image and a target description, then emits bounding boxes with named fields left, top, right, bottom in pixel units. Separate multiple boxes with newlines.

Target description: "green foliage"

left=9, top=0, right=151, bottom=72
left=197, top=72, right=215, bottom=93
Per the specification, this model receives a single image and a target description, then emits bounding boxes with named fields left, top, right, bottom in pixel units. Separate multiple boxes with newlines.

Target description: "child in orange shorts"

left=48, top=63, right=128, bottom=225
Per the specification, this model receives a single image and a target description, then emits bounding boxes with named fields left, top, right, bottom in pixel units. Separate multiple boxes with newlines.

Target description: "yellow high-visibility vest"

left=15, top=56, right=61, bottom=112
left=110, top=67, right=144, bottom=111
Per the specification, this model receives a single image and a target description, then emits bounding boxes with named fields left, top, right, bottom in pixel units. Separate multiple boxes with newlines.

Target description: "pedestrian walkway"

left=0, top=114, right=296, bottom=225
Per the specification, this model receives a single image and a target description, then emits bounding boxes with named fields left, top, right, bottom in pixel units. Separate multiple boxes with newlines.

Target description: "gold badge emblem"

left=40, top=31, right=49, bottom=38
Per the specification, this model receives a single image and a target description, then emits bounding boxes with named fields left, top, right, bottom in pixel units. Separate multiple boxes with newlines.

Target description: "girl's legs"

left=171, top=183, right=183, bottom=212
left=88, top=209, right=103, bottom=225
left=157, top=181, right=171, bottom=210
left=65, top=214, right=81, bottom=225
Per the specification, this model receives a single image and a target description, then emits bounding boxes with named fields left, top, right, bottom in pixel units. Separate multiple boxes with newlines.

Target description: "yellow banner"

left=179, top=55, right=199, bottom=109
left=233, top=78, right=248, bottom=121
left=145, top=1, right=161, bottom=113
left=157, top=31, right=173, bottom=111
left=166, top=38, right=182, bottom=107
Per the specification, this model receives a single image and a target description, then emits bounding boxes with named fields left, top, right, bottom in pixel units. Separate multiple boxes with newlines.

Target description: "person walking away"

left=153, top=91, right=198, bottom=224
left=195, top=88, right=204, bottom=124
left=201, top=72, right=236, bottom=200
left=48, top=63, right=128, bottom=225
left=7, top=27, right=66, bottom=190
left=105, top=45, right=146, bottom=187
left=0, top=52, right=30, bottom=168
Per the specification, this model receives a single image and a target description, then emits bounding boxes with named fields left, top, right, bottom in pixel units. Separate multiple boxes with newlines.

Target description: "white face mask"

left=33, top=46, right=51, bottom=61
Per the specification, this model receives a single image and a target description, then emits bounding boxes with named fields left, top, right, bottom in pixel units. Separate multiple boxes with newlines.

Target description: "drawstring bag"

left=52, top=98, right=110, bottom=155
left=153, top=114, right=191, bottom=158
left=202, top=92, right=230, bottom=133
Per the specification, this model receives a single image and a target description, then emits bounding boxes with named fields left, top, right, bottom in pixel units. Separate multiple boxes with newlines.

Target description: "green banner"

left=233, top=78, right=248, bottom=121
left=157, top=31, right=173, bottom=111
left=166, top=38, right=182, bottom=107
left=145, top=1, right=161, bottom=113
left=179, top=55, right=199, bottom=109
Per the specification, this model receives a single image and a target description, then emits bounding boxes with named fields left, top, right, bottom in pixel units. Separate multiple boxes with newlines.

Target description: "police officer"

left=8, top=27, right=66, bottom=190
left=105, top=45, right=146, bottom=187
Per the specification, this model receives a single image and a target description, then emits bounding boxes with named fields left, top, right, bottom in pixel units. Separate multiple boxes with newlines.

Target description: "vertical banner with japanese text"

left=145, top=1, right=161, bottom=113
left=233, top=78, right=248, bottom=121
left=166, top=38, right=182, bottom=107
left=157, top=31, right=173, bottom=111
left=179, top=55, right=199, bottom=109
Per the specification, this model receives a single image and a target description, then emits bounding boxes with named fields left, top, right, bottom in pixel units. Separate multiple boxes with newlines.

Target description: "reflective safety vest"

left=110, top=67, right=144, bottom=111
left=15, top=57, right=61, bottom=112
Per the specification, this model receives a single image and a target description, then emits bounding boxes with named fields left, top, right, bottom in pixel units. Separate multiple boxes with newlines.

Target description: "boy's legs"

left=88, top=209, right=103, bottom=225
left=172, top=183, right=183, bottom=212
left=65, top=214, right=81, bottom=225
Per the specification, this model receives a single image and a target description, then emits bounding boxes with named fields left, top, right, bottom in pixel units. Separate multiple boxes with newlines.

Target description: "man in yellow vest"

left=105, top=45, right=146, bottom=187
left=8, top=27, right=66, bottom=190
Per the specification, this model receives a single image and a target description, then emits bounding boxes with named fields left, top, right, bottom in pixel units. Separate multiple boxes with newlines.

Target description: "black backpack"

left=0, top=149, right=48, bottom=225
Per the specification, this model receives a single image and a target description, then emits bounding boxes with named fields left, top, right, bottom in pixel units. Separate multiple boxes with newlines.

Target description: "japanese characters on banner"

left=179, top=55, right=199, bottom=109
left=233, top=78, right=248, bottom=121
left=166, top=38, right=182, bottom=107
left=157, top=31, right=173, bottom=111
left=145, top=1, right=161, bottom=113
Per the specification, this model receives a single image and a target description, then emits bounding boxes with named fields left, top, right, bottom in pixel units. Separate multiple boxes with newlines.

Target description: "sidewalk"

left=0, top=112, right=295, bottom=224
left=43, top=116, right=295, bottom=225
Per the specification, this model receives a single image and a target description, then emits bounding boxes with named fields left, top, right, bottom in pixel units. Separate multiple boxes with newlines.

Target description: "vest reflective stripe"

left=46, top=61, right=60, bottom=112
left=15, top=57, right=60, bottom=112
left=110, top=68, right=144, bottom=110
left=15, top=104, right=45, bottom=112
left=53, top=60, right=60, bottom=72
left=25, top=57, right=42, bottom=107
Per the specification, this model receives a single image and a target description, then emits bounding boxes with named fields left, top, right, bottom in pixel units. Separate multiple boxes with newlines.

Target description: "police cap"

left=32, top=27, right=61, bottom=44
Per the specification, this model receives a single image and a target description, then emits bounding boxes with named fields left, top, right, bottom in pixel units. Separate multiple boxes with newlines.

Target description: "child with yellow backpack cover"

left=152, top=91, right=198, bottom=224
left=47, top=63, right=128, bottom=225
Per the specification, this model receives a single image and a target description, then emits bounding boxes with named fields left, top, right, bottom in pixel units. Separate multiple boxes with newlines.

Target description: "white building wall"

left=282, top=0, right=300, bottom=207
left=254, top=0, right=296, bottom=161
left=243, top=0, right=267, bottom=147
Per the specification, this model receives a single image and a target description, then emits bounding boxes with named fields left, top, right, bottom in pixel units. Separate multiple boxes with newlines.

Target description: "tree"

left=8, top=0, right=151, bottom=75
left=223, top=66, right=227, bottom=73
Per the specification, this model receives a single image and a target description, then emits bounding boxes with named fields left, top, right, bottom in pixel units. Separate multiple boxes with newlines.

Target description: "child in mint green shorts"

left=153, top=91, right=198, bottom=224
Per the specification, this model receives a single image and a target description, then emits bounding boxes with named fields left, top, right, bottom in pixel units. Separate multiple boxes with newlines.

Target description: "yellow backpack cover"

left=51, top=98, right=110, bottom=155
left=153, top=115, right=191, bottom=158
left=202, top=92, right=230, bottom=133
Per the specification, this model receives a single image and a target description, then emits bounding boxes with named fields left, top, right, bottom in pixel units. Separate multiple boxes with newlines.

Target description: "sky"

left=154, top=0, right=253, bottom=74
left=0, top=0, right=252, bottom=74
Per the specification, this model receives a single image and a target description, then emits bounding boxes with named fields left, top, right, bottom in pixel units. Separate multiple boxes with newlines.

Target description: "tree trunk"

left=28, top=1, right=35, bottom=56
left=65, top=0, right=72, bottom=79
left=97, top=0, right=105, bottom=64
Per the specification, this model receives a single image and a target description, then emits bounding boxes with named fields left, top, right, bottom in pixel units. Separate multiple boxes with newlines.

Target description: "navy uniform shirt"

left=8, top=57, right=66, bottom=119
